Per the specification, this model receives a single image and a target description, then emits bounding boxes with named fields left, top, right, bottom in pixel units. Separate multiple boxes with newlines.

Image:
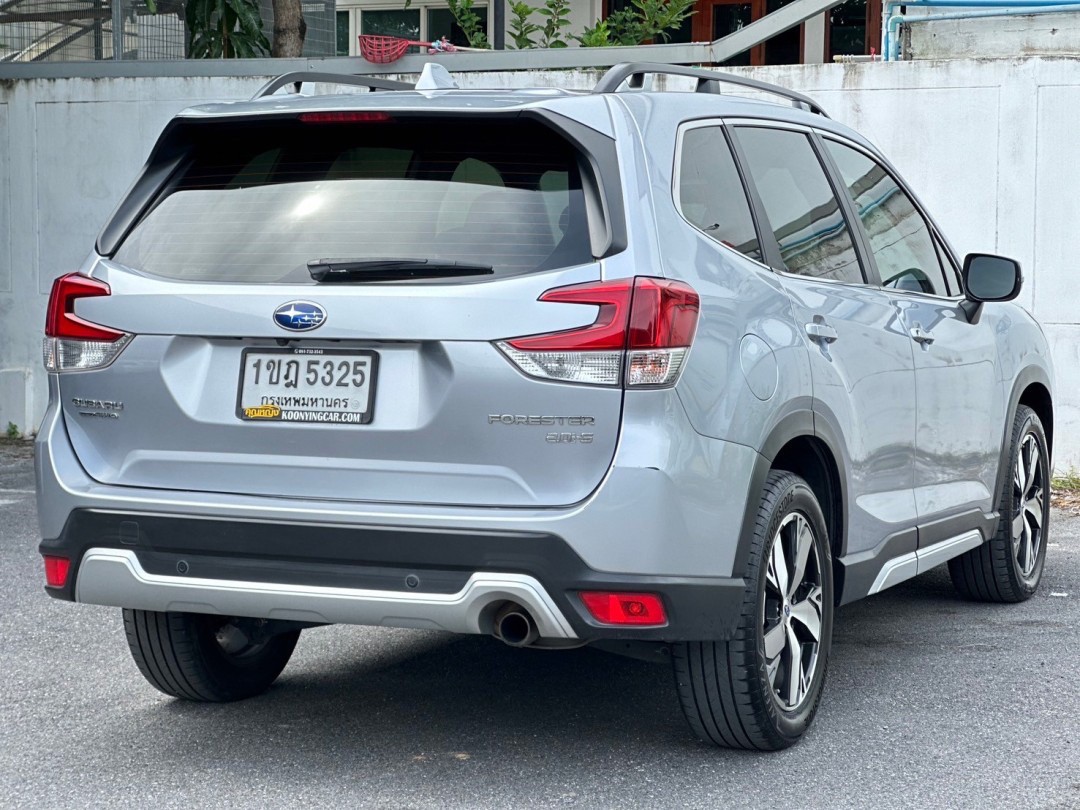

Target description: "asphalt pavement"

left=2, top=442, right=1078, bottom=809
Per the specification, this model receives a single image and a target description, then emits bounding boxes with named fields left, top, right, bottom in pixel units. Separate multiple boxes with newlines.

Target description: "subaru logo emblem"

left=273, top=301, right=326, bottom=332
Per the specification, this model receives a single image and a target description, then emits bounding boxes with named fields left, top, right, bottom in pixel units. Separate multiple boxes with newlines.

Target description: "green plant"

left=605, top=8, right=645, bottom=45
left=632, top=0, right=696, bottom=43
left=447, top=0, right=491, bottom=48
left=185, top=0, right=270, bottom=58
left=574, top=19, right=613, bottom=47
left=592, top=0, right=696, bottom=47
left=508, top=0, right=541, bottom=49
left=5, top=422, right=18, bottom=440
left=1053, top=468, right=1080, bottom=492
left=538, top=0, right=571, bottom=48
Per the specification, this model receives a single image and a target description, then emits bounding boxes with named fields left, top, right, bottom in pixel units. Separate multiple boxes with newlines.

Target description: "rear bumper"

left=76, top=548, right=579, bottom=639
left=36, top=384, right=760, bottom=641
left=41, top=509, right=747, bottom=641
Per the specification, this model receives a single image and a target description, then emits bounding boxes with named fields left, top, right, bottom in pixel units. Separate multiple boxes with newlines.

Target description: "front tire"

left=673, top=471, right=834, bottom=750
left=123, top=610, right=300, bottom=702
left=948, top=404, right=1050, bottom=603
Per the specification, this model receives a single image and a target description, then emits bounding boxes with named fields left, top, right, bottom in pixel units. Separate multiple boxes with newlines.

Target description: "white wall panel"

left=0, top=60, right=1077, bottom=470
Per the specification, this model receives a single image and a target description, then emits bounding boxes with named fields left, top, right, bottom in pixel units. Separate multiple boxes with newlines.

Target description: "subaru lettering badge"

left=274, top=301, right=326, bottom=332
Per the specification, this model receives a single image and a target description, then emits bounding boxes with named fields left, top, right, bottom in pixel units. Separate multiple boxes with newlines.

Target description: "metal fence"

left=0, top=0, right=335, bottom=61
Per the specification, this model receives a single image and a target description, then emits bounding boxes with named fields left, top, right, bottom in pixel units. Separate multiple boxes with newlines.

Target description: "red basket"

left=358, top=35, right=430, bottom=64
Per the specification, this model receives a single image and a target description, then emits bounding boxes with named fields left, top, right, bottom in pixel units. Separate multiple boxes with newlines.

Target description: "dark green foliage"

left=537, top=0, right=571, bottom=48
left=573, top=18, right=612, bottom=47
left=604, top=8, right=645, bottom=45
left=508, top=0, right=541, bottom=49
left=185, top=0, right=270, bottom=58
left=632, top=0, right=696, bottom=42
left=447, top=0, right=491, bottom=48
left=585, top=0, right=696, bottom=47
left=511, top=0, right=695, bottom=50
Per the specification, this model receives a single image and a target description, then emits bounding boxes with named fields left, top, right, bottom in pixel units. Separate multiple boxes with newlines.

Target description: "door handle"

left=910, top=325, right=935, bottom=345
left=805, top=322, right=839, bottom=343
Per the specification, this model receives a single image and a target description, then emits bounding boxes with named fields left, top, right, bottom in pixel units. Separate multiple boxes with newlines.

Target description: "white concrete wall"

left=905, top=11, right=1080, bottom=60
left=0, top=57, right=1077, bottom=471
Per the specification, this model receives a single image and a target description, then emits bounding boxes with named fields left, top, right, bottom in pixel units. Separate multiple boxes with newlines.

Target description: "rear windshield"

left=114, top=117, right=596, bottom=283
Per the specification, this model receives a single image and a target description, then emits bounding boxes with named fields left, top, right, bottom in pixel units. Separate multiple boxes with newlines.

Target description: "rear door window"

left=114, top=117, right=596, bottom=283
left=733, top=126, right=864, bottom=284
left=676, top=125, right=762, bottom=262
left=823, top=138, right=952, bottom=296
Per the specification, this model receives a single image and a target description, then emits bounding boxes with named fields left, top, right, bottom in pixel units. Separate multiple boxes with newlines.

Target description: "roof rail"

left=251, top=71, right=415, bottom=100
left=592, top=62, right=829, bottom=118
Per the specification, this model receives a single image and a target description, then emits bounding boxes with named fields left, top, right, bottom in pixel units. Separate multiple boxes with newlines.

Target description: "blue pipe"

left=883, top=0, right=1080, bottom=60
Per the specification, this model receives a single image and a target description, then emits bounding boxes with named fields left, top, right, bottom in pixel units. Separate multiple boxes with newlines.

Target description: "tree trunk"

left=271, top=0, right=306, bottom=57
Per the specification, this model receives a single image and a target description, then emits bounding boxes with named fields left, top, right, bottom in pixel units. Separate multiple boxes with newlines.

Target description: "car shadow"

left=141, top=567, right=1006, bottom=764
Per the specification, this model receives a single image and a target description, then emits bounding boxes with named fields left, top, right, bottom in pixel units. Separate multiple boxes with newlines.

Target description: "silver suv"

left=36, top=63, right=1054, bottom=750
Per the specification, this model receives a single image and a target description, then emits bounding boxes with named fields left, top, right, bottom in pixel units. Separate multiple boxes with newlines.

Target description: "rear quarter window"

left=675, top=124, right=762, bottom=263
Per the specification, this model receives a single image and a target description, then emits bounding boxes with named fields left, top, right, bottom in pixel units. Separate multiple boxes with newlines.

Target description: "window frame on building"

left=824, top=0, right=883, bottom=58
left=335, top=2, right=490, bottom=56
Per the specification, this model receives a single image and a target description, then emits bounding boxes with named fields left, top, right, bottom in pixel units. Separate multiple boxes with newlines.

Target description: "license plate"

left=236, top=348, right=378, bottom=425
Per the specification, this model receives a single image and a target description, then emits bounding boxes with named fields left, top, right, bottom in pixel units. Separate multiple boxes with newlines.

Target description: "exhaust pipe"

left=493, top=602, right=540, bottom=648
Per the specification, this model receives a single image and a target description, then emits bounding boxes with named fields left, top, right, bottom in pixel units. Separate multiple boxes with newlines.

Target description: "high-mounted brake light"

left=43, top=273, right=132, bottom=372
left=43, top=555, right=71, bottom=588
left=579, top=591, right=667, bottom=626
left=298, top=111, right=393, bottom=124
left=497, top=277, right=699, bottom=387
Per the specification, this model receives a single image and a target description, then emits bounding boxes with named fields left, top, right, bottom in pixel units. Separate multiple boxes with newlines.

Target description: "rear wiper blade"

left=308, top=258, right=494, bottom=283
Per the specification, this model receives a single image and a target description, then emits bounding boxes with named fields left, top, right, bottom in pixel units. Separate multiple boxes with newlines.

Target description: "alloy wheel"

left=763, top=512, right=824, bottom=711
left=1013, top=431, right=1046, bottom=580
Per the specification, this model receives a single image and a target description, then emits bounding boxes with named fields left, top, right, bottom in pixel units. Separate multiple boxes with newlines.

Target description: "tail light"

left=43, top=273, right=132, bottom=372
left=579, top=591, right=667, bottom=626
left=497, top=277, right=699, bottom=387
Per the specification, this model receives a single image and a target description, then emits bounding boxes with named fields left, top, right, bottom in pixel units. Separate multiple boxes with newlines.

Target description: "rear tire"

left=123, top=610, right=300, bottom=702
left=948, top=404, right=1050, bottom=603
left=673, top=471, right=834, bottom=750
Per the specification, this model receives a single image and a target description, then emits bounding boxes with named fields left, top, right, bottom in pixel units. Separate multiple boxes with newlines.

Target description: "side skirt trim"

left=868, top=530, right=983, bottom=595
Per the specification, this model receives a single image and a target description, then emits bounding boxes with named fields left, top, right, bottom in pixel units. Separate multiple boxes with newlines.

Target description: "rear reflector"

left=497, top=277, right=698, bottom=387
left=43, top=555, right=71, bottom=588
left=579, top=592, right=668, bottom=626
left=43, top=273, right=132, bottom=372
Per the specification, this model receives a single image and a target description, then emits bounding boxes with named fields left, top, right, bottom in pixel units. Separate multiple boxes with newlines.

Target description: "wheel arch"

left=733, top=409, right=847, bottom=590
left=998, top=367, right=1054, bottom=501
left=770, top=436, right=844, bottom=563
left=1018, top=380, right=1053, bottom=457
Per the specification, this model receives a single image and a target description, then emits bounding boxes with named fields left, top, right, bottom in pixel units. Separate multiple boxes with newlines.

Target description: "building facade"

left=333, top=0, right=884, bottom=63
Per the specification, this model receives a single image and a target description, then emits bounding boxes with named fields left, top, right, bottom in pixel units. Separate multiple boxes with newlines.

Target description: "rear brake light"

left=43, top=273, right=132, bottom=372
left=579, top=592, right=667, bottom=626
left=43, top=555, right=71, bottom=588
left=627, top=278, right=699, bottom=386
left=496, top=277, right=698, bottom=387
left=298, top=111, right=393, bottom=124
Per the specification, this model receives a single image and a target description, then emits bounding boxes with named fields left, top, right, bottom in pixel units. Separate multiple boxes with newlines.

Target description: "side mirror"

left=962, top=253, right=1022, bottom=302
